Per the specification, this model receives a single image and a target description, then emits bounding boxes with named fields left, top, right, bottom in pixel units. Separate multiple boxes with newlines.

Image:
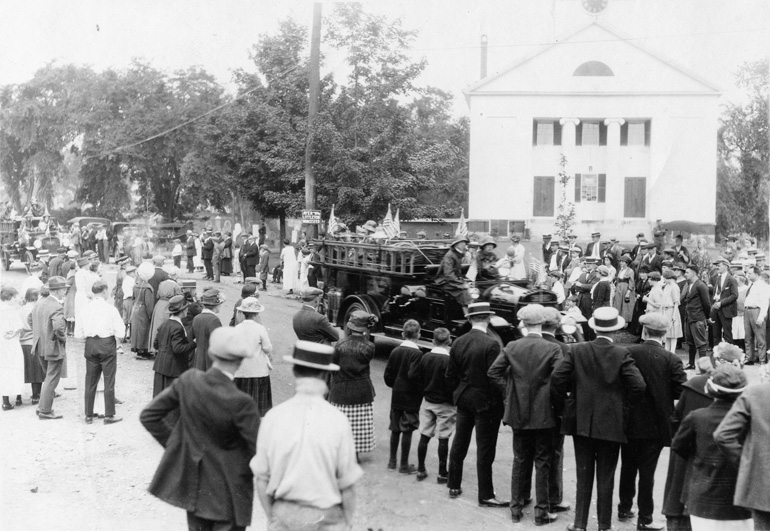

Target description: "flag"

left=382, top=204, right=399, bottom=239
left=393, top=208, right=401, bottom=236
left=455, top=208, right=468, bottom=239
left=327, top=204, right=340, bottom=235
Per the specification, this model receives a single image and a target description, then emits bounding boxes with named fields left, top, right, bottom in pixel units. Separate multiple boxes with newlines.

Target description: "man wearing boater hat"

left=551, top=307, right=646, bottom=531
left=141, top=327, right=260, bottom=531
left=445, top=302, right=508, bottom=508
left=252, top=341, right=363, bottom=530
left=434, top=236, right=472, bottom=312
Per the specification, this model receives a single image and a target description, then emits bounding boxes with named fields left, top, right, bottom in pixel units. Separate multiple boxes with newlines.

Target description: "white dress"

left=0, top=301, right=25, bottom=397
left=510, top=243, right=527, bottom=280
left=298, top=252, right=312, bottom=290
left=280, top=245, right=299, bottom=292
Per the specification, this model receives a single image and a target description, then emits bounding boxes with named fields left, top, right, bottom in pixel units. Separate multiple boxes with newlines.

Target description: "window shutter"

left=599, top=122, right=608, bottom=146
left=644, top=120, right=651, bottom=146
left=620, top=122, right=628, bottom=146
left=598, top=174, right=606, bottom=203
left=553, top=121, right=562, bottom=146
left=533, top=120, right=538, bottom=146
left=574, top=173, right=582, bottom=202
left=575, top=123, right=582, bottom=146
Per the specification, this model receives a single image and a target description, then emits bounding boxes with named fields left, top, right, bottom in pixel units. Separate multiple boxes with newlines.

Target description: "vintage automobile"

left=311, top=238, right=559, bottom=349
left=1, top=216, right=61, bottom=271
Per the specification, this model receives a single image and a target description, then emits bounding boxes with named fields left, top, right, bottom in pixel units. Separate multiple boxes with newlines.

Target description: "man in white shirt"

left=743, top=266, right=770, bottom=365
left=77, top=280, right=125, bottom=424
left=253, top=341, right=363, bottom=530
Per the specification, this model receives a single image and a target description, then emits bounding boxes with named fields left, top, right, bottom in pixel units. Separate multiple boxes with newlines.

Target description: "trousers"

left=573, top=435, right=620, bottom=530
left=744, top=308, right=767, bottom=362
left=448, top=402, right=503, bottom=501
left=84, top=336, right=118, bottom=417
left=619, top=439, right=665, bottom=524
left=186, top=512, right=244, bottom=531
left=510, top=428, right=555, bottom=516
left=39, top=358, right=64, bottom=414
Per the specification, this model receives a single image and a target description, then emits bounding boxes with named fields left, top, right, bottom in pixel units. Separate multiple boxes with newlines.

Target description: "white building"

left=464, top=19, right=721, bottom=241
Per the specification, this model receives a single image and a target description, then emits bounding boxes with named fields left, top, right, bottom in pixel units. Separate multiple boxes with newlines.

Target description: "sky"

left=1, top=0, right=768, bottom=115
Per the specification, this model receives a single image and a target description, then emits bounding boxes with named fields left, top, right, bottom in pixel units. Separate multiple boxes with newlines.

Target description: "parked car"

left=1, top=216, right=60, bottom=271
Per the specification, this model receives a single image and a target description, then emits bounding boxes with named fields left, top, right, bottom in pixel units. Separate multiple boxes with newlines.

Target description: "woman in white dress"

left=73, top=257, right=99, bottom=327
left=731, top=272, right=748, bottom=352
left=509, top=234, right=527, bottom=280
left=643, top=271, right=664, bottom=313
left=280, top=239, right=299, bottom=294
left=1, top=287, right=25, bottom=410
left=661, top=270, right=683, bottom=352
left=298, top=247, right=313, bottom=290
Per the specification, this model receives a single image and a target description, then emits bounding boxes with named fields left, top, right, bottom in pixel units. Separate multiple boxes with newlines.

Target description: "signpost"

left=302, top=210, right=322, bottom=225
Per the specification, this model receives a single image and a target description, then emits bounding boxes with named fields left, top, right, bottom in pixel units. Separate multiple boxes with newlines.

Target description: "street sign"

left=302, top=210, right=322, bottom=224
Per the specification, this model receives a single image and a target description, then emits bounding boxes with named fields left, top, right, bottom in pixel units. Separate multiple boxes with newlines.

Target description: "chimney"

left=480, top=35, right=488, bottom=79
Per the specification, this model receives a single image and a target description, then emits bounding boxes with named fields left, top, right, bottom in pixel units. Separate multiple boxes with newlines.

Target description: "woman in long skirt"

left=131, top=262, right=156, bottom=359
left=662, top=270, right=683, bottom=352
left=63, top=267, right=77, bottom=336
left=329, top=310, right=377, bottom=456
left=148, top=267, right=181, bottom=356
left=221, top=232, right=233, bottom=276
left=0, top=287, right=25, bottom=410
left=613, top=256, right=636, bottom=323
left=19, top=287, right=44, bottom=404
left=233, top=297, right=273, bottom=416
left=280, top=240, right=299, bottom=295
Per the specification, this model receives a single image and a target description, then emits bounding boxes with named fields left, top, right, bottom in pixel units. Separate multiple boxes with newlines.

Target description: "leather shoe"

left=566, top=524, right=586, bottom=531
left=449, top=488, right=462, bottom=499
left=523, top=497, right=533, bottom=507
left=38, top=411, right=63, bottom=420
left=104, top=416, right=123, bottom=424
left=535, top=512, right=558, bottom=526
left=745, top=361, right=756, bottom=366
left=387, top=460, right=397, bottom=471
left=479, top=497, right=509, bottom=508
left=85, top=416, right=93, bottom=424
left=436, top=475, right=448, bottom=484
left=399, top=464, right=418, bottom=475
left=511, top=512, right=522, bottom=523
left=551, top=502, right=571, bottom=512
left=618, top=509, right=636, bottom=521
left=683, top=364, right=695, bottom=370
left=416, top=470, right=428, bottom=481
left=637, top=522, right=665, bottom=530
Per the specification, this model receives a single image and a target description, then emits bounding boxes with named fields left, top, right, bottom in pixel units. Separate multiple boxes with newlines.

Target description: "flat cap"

left=517, top=303, right=545, bottom=325
left=639, top=312, right=669, bottom=332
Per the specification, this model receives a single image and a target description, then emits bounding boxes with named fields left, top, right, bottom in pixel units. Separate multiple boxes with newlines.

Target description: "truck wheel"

left=342, top=300, right=368, bottom=328
left=24, top=250, right=34, bottom=270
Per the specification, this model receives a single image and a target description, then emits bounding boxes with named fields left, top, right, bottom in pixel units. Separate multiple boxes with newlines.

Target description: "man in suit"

left=551, top=306, right=646, bottom=531
left=672, top=234, right=690, bottom=264
left=743, top=266, right=770, bottom=364
left=445, top=302, right=508, bottom=508
left=48, top=248, right=66, bottom=278
left=631, top=233, right=646, bottom=262
left=641, top=242, right=663, bottom=273
left=681, top=264, right=712, bottom=369
left=192, top=288, right=224, bottom=372
left=541, top=234, right=553, bottom=264
left=201, top=231, right=215, bottom=280
left=572, top=257, right=599, bottom=340
left=618, top=312, right=687, bottom=530
left=585, top=232, right=602, bottom=260
left=29, top=276, right=69, bottom=419
left=488, top=304, right=561, bottom=526
left=148, top=255, right=169, bottom=301
left=152, top=295, right=197, bottom=397
left=709, top=257, right=739, bottom=345
left=292, top=288, right=339, bottom=345
left=185, top=230, right=197, bottom=273
left=141, top=326, right=260, bottom=531
left=243, top=235, right=259, bottom=279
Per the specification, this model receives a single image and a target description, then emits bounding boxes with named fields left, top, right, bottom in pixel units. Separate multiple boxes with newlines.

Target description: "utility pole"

left=305, top=2, right=322, bottom=239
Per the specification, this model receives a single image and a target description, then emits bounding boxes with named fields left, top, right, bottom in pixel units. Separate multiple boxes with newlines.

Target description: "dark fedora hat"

left=200, top=288, right=225, bottom=306
left=47, top=276, right=67, bottom=290
left=167, top=295, right=189, bottom=314
left=283, top=340, right=339, bottom=371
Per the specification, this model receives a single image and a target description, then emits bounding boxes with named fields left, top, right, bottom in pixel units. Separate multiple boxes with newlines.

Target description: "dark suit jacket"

left=148, top=267, right=169, bottom=299
left=140, top=368, right=259, bottom=527
left=445, top=328, right=502, bottom=413
left=625, top=340, right=687, bottom=444
left=384, top=345, right=423, bottom=412
left=186, top=235, right=197, bottom=256
left=488, top=334, right=562, bottom=430
left=712, top=272, right=739, bottom=318
left=48, top=256, right=64, bottom=278
left=243, top=242, right=259, bottom=266
left=29, top=295, right=67, bottom=360
left=201, top=238, right=214, bottom=260
left=585, top=241, right=601, bottom=258
left=292, top=305, right=339, bottom=345
left=551, top=337, right=646, bottom=443
left=152, top=318, right=196, bottom=377
left=192, top=312, right=222, bottom=371
left=592, top=280, right=612, bottom=311
left=681, top=279, right=711, bottom=322
left=642, top=253, right=663, bottom=273
left=542, top=332, right=570, bottom=357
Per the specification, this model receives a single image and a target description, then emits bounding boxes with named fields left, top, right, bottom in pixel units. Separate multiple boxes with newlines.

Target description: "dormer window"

left=573, top=61, right=614, bottom=76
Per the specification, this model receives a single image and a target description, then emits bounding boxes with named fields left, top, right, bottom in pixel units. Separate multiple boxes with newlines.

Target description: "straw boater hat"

left=208, top=327, right=252, bottom=362
left=200, top=288, right=225, bottom=306
left=465, top=301, right=495, bottom=318
left=283, top=340, right=339, bottom=371
left=588, top=307, right=625, bottom=332
left=347, top=310, right=377, bottom=333
left=167, top=295, right=189, bottom=314
left=237, top=297, right=264, bottom=314
left=179, top=279, right=196, bottom=289
left=137, top=262, right=155, bottom=282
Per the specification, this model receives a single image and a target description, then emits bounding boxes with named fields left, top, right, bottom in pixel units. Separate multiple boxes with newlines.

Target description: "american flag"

left=455, top=207, right=468, bottom=239
left=382, top=204, right=400, bottom=239
left=327, top=204, right=341, bottom=235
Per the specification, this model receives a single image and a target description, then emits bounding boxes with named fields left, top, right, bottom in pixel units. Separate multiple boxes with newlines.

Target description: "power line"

left=84, top=65, right=300, bottom=161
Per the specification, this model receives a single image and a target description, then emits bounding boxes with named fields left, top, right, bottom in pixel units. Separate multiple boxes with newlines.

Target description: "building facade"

left=464, top=20, right=721, bottom=241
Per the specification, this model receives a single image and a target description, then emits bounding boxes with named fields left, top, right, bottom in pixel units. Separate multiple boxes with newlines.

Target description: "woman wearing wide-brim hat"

left=476, top=235, right=498, bottom=280
left=328, top=310, right=378, bottom=457
left=233, top=297, right=273, bottom=416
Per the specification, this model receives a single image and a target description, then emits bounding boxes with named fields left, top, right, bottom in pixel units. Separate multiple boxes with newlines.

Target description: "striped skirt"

left=235, top=376, right=272, bottom=418
left=330, top=402, right=375, bottom=454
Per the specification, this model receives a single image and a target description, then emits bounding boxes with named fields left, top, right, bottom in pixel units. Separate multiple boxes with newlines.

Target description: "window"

left=489, top=220, right=508, bottom=237
left=582, top=123, right=600, bottom=145
left=576, top=120, right=607, bottom=146
left=468, top=220, right=489, bottom=233
left=532, top=120, right=562, bottom=146
left=573, top=61, right=614, bottom=76
left=533, top=177, right=555, bottom=216
left=627, top=122, right=645, bottom=145
left=620, top=120, right=651, bottom=146
left=624, top=177, right=646, bottom=217
left=574, top=173, right=606, bottom=203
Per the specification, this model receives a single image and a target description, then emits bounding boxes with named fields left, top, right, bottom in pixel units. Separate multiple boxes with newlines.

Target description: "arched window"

left=573, top=61, right=614, bottom=76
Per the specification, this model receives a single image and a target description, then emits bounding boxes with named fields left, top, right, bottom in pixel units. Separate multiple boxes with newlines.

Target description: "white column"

left=558, top=119, right=580, bottom=225
left=604, top=118, right=625, bottom=221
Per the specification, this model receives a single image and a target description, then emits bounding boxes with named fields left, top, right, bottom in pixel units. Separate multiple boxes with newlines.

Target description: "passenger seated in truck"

left=434, top=237, right=472, bottom=312
left=475, top=236, right=499, bottom=280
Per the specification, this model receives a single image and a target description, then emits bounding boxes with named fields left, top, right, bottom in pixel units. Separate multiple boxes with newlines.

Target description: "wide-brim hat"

left=465, top=302, right=495, bottom=318
left=179, top=279, right=196, bottom=289
left=584, top=257, right=599, bottom=264
left=619, top=255, right=632, bottom=263
left=47, top=276, right=67, bottom=290
left=137, top=262, right=155, bottom=281
left=363, top=220, right=377, bottom=233
left=347, top=310, right=377, bottom=332
left=200, top=288, right=225, bottom=306
left=478, top=235, right=496, bottom=249
left=237, top=297, right=264, bottom=313
left=77, top=257, right=90, bottom=267
left=167, top=295, right=189, bottom=314
left=451, top=236, right=469, bottom=247
left=209, top=327, right=253, bottom=362
left=283, top=340, right=339, bottom=371
left=588, top=307, right=625, bottom=332
left=705, top=364, right=747, bottom=400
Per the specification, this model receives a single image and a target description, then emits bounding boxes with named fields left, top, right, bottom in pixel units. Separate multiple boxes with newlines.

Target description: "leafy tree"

left=554, top=154, right=576, bottom=239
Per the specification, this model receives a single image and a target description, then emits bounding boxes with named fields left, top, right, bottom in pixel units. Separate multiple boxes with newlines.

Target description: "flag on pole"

left=393, top=208, right=401, bottom=236
left=455, top=208, right=468, bottom=239
left=327, top=204, right=340, bottom=235
left=383, top=204, right=399, bottom=239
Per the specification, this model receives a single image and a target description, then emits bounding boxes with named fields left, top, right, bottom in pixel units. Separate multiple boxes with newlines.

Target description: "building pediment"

left=464, top=20, right=722, bottom=97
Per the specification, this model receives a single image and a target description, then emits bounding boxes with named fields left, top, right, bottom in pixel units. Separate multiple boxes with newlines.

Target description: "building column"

left=604, top=118, right=625, bottom=221
left=558, top=118, right=580, bottom=226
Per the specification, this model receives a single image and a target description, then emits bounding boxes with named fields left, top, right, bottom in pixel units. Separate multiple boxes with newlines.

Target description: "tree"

left=554, top=154, right=576, bottom=239
left=716, top=59, right=769, bottom=240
